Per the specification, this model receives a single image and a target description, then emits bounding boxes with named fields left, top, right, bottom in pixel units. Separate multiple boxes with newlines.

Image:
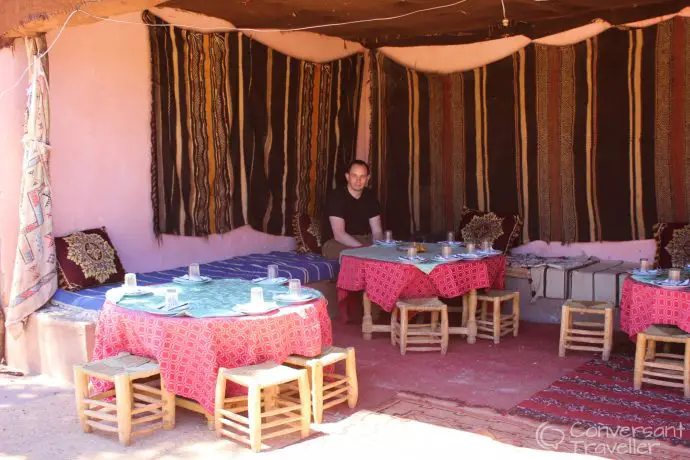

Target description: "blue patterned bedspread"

left=50, top=251, right=338, bottom=311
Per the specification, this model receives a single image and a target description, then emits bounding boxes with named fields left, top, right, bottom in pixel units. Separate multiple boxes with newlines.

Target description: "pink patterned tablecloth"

left=620, top=277, right=690, bottom=338
left=337, top=254, right=506, bottom=321
left=92, top=299, right=332, bottom=413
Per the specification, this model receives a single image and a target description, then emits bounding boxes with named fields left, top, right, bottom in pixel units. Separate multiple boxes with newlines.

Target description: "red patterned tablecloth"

left=620, top=277, right=690, bottom=337
left=92, top=299, right=332, bottom=413
left=337, top=254, right=506, bottom=321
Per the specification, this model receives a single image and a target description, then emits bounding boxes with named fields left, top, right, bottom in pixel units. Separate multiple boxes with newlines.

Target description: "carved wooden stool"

left=214, top=361, right=311, bottom=452
left=73, top=352, right=175, bottom=446
left=283, top=346, right=358, bottom=423
left=559, top=300, right=614, bottom=361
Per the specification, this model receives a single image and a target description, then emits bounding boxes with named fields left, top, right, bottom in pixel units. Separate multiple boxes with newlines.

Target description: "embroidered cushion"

left=458, top=208, right=522, bottom=254
left=292, top=213, right=323, bottom=254
left=55, top=227, right=126, bottom=291
left=654, top=222, right=690, bottom=269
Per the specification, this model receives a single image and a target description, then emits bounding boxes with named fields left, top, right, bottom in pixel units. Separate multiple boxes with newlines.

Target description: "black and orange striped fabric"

left=370, top=16, right=690, bottom=243
left=145, top=11, right=364, bottom=237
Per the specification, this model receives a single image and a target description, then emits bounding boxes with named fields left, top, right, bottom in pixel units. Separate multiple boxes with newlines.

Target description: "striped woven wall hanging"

left=370, top=16, right=690, bottom=243
left=145, top=11, right=364, bottom=238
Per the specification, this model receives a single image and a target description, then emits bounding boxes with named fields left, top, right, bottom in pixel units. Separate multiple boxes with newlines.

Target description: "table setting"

left=105, top=264, right=321, bottom=318
left=628, top=258, right=690, bottom=291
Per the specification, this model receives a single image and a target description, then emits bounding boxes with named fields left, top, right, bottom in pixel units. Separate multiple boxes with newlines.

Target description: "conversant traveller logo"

left=534, top=421, right=684, bottom=456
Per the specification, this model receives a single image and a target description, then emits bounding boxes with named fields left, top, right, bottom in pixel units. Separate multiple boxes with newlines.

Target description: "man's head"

left=345, top=160, right=370, bottom=194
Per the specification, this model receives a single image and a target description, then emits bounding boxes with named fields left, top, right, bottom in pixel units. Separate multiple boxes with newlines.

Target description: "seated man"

left=322, top=160, right=384, bottom=260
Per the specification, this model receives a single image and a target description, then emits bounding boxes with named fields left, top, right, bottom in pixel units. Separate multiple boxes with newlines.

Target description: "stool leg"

left=633, top=333, right=647, bottom=391
left=603, top=309, right=613, bottom=361
left=480, top=301, right=488, bottom=322
left=73, top=367, right=93, bottom=433
left=431, top=311, right=439, bottom=331
left=646, top=339, right=657, bottom=360
left=311, top=362, right=324, bottom=424
left=683, top=340, right=690, bottom=398
left=400, top=307, right=409, bottom=355
left=247, top=385, right=263, bottom=452
left=391, top=308, right=398, bottom=346
left=160, top=379, right=176, bottom=430
left=512, top=293, right=520, bottom=337
left=297, top=371, right=311, bottom=438
left=362, top=293, right=373, bottom=340
left=114, top=374, right=133, bottom=446
left=214, top=370, right=227, bottom=437
left=440, top=308, right=449, bottom=355
left=461, top=294, right=469, bottom=327
left=559, top=307, right=569, bottom=357
left=492, top=299, right=501, bottom=344
left=345, top=348, right=359, bottom=408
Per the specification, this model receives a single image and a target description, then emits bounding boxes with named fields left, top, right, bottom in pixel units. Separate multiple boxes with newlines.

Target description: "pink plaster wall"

left=0, top=44, right=28, bottom=310
left=2, top=8, right=688, bottom=309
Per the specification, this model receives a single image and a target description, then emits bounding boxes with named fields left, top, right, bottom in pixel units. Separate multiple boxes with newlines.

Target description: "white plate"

left=456, top=253, right=484, bottom=259
left=397, top=256, right=430, bottom=263
left=172, top=275, right=212, bottom=284
left=252, top=277, right=289, bottom=286
left=120, top=287, right=153, bottom=297
left=431, top=255, right=461, bottom=262
left=630, top=269, right=662, bottom=277
left=375, top=240, right=402, bottom=246
left=236, top=302, right=280, bottom=315
left=477, top=249, right=501, bottom=256
left=437, top=240, right=463, bottom=246
left=650, top=280, right=689, bottom=290
left=273, top=292, right=319, bottom=304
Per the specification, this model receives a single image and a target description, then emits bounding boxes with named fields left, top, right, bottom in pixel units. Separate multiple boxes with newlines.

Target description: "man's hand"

left=330, top=216, right=367, bottom=247
left=369, top=215, right=384, bottom=242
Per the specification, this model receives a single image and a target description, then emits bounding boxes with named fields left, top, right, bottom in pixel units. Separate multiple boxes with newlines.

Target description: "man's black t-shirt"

left=323, top=187, right=380, bottom=241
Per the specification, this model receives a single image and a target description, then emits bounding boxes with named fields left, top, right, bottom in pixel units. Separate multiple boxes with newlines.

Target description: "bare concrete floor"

left=1, top=321, right=608, bottom=459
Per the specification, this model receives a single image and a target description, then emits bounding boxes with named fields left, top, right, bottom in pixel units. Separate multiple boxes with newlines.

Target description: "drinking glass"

left=639, top=258, right=650, bottom=272
left=124, top=273, right=137, bottom=288
left=288, top=279, right=302, bottom=297
left=481, top=239, right=492, bottom=252
left=668, top=268, right=682, bottom=282
left=441, top=244, right=452, bottom=258
left=267, top=264, right=279, bottom=279
left=446, top=231, right=454, bottom=243
left=466, top=242, right=476, bottom=253
left=407, top=246, right=418, bottom=259
left=189, top=263, right=201, bottom=280
left=384, top=230, right=393, bottom=242
left=165, top=288, right=179, bottom=308
left=250, top=287, right=264, bottom=304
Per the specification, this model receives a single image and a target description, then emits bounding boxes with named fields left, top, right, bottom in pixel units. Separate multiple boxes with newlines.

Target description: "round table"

left=92, top=298, right=332, bottom=414
left=337, top=253, right=506, bottom=342
left=620, top=277, right=690, bottom=338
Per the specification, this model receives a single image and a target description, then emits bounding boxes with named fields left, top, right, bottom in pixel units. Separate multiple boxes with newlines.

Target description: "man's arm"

left=330, top=216, right=367, bottom=247
left=369, top=215, right=384, bottom=242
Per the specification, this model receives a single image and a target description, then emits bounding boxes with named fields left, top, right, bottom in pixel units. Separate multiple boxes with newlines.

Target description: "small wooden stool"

left=391, top=298, right=449, bottom=355
left=474, top=290, right=520, bottom=344
left=73, top=352, right=175, bottom=446
left=283, top=346, right=358, bottom=423
left=215, top=361, right=311, bottom=452
left=634, top=325, right=690, bottom=397
left=559, top=300, right=614, bottom=361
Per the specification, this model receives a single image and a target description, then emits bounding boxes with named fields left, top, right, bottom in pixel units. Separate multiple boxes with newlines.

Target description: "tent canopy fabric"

left=0, top=0, right=687, bottom=48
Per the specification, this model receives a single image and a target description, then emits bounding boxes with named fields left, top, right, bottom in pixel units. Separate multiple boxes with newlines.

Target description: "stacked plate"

left=273, top=290, right=320, bottom=304
left=252, top=276, right=289, bottom=286
left=437, top=240, right=464, bottom=247
left=172, top=275, right=212, bottom=284
left=397, top=255, right=430, bottom=264
left=650, top=279, right=690, bottom=290
left=235, top=301, right=280, bottom=315
left=375, top=240, right=402, bottom=247
left=630, top=268, right=663, bottom=278
left=477, top=248, right=501, bottom=256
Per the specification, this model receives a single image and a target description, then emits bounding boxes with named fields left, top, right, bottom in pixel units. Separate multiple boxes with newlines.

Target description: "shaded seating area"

left=1, top=0, right=690, bottom=458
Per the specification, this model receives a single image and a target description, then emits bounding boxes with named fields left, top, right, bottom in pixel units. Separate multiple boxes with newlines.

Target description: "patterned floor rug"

left=509, top=356, right=690, bottom=450
left=381, top=390, right=690, bottom=459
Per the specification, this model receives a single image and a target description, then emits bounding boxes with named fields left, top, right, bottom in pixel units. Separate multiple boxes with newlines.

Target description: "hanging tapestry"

left=7, top=34, right=58, bottom=337
left=370, top=16, right=690, bottom=243
left=145, top=11, right=364, bottom=237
